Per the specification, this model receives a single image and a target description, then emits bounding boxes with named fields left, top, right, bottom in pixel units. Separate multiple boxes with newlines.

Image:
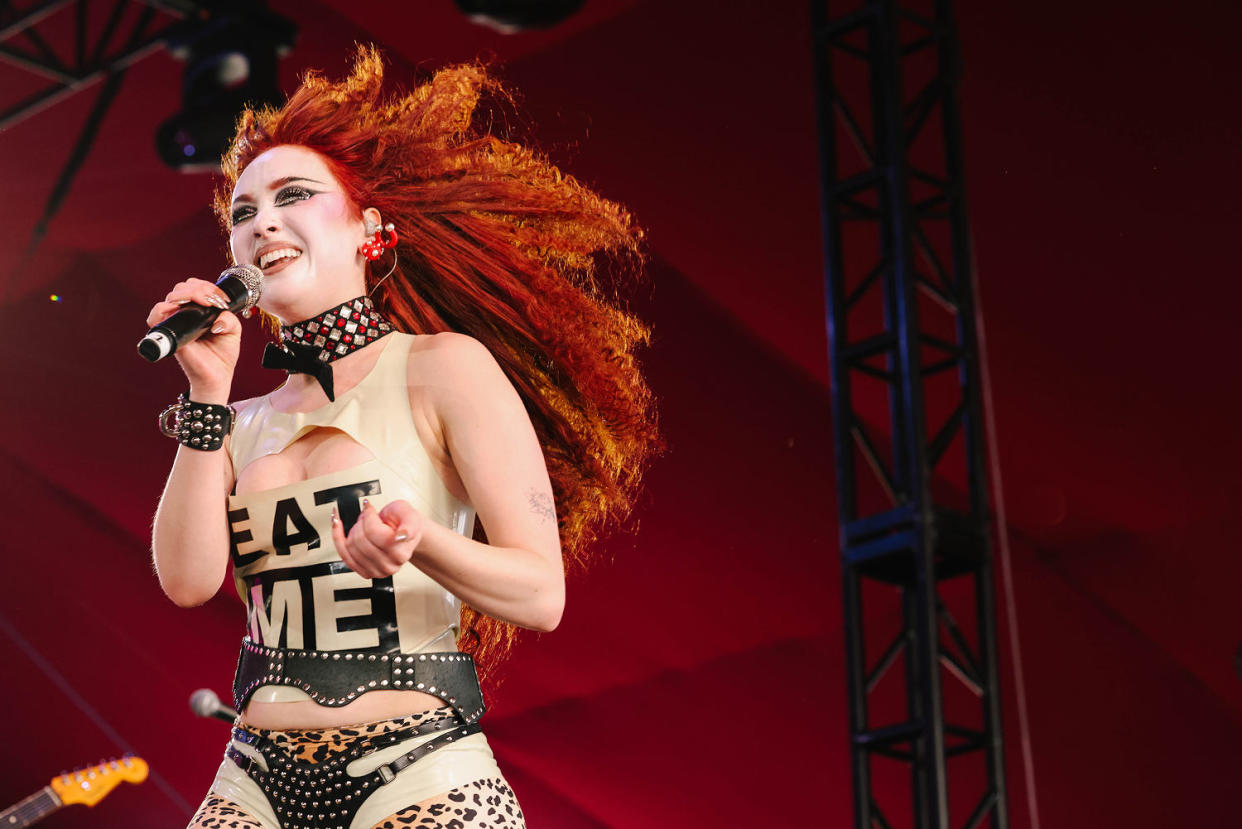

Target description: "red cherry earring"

left=360, top=222, right=398, bottom=260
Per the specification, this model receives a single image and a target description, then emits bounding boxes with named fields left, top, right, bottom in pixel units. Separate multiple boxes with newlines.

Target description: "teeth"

left=259, top=248, right=302, bottom=269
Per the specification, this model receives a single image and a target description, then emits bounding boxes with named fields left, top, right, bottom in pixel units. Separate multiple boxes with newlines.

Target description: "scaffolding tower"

left=811, top=1, right=1009, bottom=826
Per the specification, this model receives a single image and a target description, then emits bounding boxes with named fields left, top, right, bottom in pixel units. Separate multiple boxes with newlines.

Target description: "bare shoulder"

left=407, top=331, right=496, bottom=362
left=406, top=332, right=507, bottom=385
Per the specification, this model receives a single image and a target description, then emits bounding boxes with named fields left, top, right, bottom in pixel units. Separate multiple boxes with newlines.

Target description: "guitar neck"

left=0, top=787, right=61, bottom=828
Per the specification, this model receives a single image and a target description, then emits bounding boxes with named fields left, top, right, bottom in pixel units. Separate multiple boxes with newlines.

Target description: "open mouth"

left=258, top=247, right=303, bottom=271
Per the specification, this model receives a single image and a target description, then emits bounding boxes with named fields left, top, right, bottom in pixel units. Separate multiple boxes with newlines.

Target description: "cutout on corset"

left=234, top=426, right=376, bottom=497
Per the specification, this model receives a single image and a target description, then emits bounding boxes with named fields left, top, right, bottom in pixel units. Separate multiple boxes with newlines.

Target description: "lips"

left=261, top=254, right=301, bottom=275
left=259, top=246, right=302, bottom=269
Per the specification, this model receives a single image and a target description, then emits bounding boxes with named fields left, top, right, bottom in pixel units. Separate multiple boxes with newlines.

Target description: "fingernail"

left=361, top=498, right=370, bottom=510
left=211, top=323, right=225, bottom=334
left=175, top=299, right=191, bottom=305
left=394, top=532, right=408, bottom=543
left=331, top=507, right=339, bottom=524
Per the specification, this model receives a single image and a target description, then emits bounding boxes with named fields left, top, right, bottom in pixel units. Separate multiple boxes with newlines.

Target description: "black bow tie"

left=261, top=341, right=336, bottom=401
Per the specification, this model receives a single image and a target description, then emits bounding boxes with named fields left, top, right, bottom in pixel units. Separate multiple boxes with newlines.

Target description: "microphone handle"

left=208, top=707, right=238, bottom=724
left=141, top=303, right=222, bottom=362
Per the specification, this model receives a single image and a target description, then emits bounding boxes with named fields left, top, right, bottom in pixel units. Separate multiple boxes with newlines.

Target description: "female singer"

left=147, top=46, right=658, bottom=829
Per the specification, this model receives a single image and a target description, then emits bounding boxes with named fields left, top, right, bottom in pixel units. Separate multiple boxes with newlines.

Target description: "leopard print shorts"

left=188, top=708, right=524, bottom=829
left=189, top=778, right=524, bottom=829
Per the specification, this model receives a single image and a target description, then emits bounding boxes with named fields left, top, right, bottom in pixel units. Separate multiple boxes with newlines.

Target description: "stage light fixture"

left=453, top=0, right=586, bottom=33
left=156, top=5, right=296, bottom=172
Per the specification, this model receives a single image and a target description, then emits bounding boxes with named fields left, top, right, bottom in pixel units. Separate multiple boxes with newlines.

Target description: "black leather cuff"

left=158, top=393, right=234, bottom=451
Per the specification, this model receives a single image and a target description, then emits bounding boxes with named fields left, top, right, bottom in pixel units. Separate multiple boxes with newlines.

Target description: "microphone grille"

left=222, top=264, right=264, bottom=309
left=189, top=688, right=221, bottom=718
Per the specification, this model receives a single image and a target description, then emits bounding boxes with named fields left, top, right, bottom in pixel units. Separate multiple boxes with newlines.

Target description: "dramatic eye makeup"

left=275, top=185, right=314, bottom=205
left=230, top=176, right=325, bottom=225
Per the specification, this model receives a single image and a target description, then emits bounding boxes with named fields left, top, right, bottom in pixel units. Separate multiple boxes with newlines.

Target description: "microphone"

left=137, top=264, right=263, bottom=362
left=189, top=688, right=239, bottom=724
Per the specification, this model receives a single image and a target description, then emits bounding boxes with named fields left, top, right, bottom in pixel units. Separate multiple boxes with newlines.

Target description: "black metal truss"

left=0, top=1, right=220, bottom=281
left=811, top=2, right=1008, bottom=827
left=0, top=0, right=203, bottom=132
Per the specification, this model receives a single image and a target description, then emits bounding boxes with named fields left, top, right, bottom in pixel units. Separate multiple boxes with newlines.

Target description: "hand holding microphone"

left=139, top=265, right=262, bottom=360
left=140, top=265, right=263, bottom=399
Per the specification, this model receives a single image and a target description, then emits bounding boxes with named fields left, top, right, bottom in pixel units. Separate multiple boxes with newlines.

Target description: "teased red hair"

left=215, top=46, right=659, bottom=676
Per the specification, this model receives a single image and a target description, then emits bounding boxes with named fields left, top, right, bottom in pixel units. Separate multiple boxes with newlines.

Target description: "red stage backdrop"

left=0, top=0, right=1238, bottom=826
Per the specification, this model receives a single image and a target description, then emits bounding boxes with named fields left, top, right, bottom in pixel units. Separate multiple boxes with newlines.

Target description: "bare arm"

left=151, top=409, right=236, bottom=607
left=146, top=279, right=242, bottom=607
left=333, top=333, right=565, bottom=631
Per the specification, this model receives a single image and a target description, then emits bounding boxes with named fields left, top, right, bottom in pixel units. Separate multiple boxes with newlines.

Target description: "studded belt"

left=226, top=713, right=482, bottom=829
left=232, top=637, right=486, bottom=724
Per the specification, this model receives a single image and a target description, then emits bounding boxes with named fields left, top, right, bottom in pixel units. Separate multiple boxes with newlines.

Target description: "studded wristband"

left=158, top=393, right=235, bottom=451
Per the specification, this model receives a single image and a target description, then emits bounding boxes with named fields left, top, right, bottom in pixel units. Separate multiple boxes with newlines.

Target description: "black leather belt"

left=232, top=637, right=486, bottom=724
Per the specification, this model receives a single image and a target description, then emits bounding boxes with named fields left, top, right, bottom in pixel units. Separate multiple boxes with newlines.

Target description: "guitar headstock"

left=49, top=756, right=149, bottom=807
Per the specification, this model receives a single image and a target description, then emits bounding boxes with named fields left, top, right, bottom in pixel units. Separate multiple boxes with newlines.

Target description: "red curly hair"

left=214, top=46, right=659, bottom=677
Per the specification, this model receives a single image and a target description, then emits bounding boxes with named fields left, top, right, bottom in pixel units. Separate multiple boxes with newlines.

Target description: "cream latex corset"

left=226, top=333, right=475, bottom=703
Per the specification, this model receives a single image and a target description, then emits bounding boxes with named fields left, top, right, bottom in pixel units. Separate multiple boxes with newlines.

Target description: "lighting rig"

left=453, top=0, right=585, bottom=33
left=0, top=0, right=296, bottom=260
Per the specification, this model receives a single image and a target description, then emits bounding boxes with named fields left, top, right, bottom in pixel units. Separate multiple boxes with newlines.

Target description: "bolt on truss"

left=811, top=1, right=1008, bottom=827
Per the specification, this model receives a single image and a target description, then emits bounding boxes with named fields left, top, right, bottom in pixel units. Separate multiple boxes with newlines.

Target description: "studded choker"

left=261, top=296, right=394, bottom=401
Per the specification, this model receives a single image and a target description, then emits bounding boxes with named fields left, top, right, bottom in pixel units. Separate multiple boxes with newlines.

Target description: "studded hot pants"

left=192, top=707, right=524, bottom=829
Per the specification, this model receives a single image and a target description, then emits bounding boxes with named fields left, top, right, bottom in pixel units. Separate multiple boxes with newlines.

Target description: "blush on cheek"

left=322, top=192, right=357, bottom=221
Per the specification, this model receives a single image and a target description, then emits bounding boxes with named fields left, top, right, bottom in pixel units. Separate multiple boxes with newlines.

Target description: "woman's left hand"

left=331, top=499, right=425, bottom=579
